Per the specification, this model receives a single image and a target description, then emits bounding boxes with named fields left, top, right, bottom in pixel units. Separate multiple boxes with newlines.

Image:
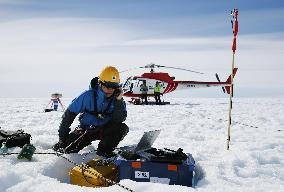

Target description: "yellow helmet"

left=99, top=66, right=121, bottom=88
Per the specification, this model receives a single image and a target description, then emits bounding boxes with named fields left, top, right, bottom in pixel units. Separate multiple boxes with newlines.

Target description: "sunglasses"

left=101, top=81, right=121, bottom=89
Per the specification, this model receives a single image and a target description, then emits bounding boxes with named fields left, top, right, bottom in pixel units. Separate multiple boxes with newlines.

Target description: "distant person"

left=129, top=83, right=134, bottom=93
left=45, top=95, right=65, bottom=112
left=154, top=81, right=162, bottom=105
left=51, top=97, right=61, bottom=111
left=52, top=66, right=128, bottom=158
left=140, top=81, right=148, bottom=105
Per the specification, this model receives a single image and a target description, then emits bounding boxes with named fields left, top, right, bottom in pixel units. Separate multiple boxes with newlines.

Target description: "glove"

left=52, top=137, right=68, bottom=152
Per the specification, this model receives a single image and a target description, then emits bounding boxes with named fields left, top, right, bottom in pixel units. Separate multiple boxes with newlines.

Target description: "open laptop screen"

left=134, top=130, right=161, bottom=152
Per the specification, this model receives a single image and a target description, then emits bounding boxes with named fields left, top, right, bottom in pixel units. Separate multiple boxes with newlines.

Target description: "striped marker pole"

left=227, top=9, right=238, bottom=150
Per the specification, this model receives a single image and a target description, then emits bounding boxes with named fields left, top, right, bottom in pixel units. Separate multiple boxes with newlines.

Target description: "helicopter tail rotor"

left=224, top=68, right=238, bottom=95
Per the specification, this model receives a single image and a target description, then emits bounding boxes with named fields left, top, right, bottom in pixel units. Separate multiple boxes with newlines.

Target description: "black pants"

left=64, top=121, right=129, bottom=153
left=141, top=93, right=148, bottom=105
left=154, top=92, right=161, bottom=104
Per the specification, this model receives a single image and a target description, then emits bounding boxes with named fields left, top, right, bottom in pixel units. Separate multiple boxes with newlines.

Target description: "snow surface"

left=0, top=97, right=284, bottom=192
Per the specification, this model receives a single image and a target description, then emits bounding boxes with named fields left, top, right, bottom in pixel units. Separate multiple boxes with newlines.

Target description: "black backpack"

left=0, top=128, right=31, bottom=148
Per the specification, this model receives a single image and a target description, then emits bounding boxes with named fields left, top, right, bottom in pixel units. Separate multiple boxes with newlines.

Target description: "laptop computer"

left=118, top=130, right=161, bottom=153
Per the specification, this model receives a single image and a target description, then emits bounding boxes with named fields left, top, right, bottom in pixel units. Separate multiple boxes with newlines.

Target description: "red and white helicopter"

left=121, top=63, right=238, bottom=104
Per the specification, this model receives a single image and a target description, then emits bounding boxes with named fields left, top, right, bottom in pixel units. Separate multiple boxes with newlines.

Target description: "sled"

left=128, top=98, right=170, bottom=105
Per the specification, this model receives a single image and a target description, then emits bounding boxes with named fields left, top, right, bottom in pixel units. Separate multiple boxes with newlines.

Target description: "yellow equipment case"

left=69, top=159, right=118, bottom=187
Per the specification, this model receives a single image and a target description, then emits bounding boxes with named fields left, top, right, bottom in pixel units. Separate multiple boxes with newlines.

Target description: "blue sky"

left=0, top=0, right=283, bottom=97
left=1, top=0, right=283, bottom=18
left=1, top=0, right=283, bottom=35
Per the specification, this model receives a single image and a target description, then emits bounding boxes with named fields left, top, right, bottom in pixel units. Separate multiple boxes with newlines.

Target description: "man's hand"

left=52, top=138, right=67, bottom=151
left=116, top=88, right=124, bottom=100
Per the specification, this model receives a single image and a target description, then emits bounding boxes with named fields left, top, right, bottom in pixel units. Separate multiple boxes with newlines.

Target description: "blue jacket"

left=68, top=86, right=127, bottom=127
left=58, top=85, right=127, bottom=139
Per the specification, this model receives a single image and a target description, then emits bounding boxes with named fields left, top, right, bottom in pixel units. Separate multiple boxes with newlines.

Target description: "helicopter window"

left=137, top=80, right=144, bottom=87
left=136, top=79, right=149, bottom=89
left=130, top=83, right=133, bottom=92
left=123, top=81, right=128, bottom=88
left=123, top=77, right=132, bottom=88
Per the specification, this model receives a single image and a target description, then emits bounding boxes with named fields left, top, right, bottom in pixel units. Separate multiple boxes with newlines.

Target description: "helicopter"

left=121, top=63, right=238, bottom=104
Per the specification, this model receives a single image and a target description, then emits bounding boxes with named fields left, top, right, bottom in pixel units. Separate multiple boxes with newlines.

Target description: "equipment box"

left=115, top=149, right=196, bottom=187
left=69, top=159, right=118, bottom=187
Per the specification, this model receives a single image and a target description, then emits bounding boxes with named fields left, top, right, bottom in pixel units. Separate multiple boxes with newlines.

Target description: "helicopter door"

left=131, top=79, right=145, bottom=94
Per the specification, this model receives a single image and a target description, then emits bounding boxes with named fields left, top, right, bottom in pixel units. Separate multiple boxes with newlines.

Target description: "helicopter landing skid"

left=128, top=98, right=170, bottom=105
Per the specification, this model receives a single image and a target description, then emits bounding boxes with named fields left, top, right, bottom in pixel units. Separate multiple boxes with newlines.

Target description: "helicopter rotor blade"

left=120, top=64, right=157, bottom=73
left=120, top=63, right=204, bottom=74
left=119, top=66, right=144, bottom=73
left=155, top=65, right=204, bottom=74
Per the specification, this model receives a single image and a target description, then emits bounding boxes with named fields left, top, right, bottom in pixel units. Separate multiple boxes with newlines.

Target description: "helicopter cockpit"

left=122, top=77, right=134, bottom=93
left=122, top=76, right=166, bottom=95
